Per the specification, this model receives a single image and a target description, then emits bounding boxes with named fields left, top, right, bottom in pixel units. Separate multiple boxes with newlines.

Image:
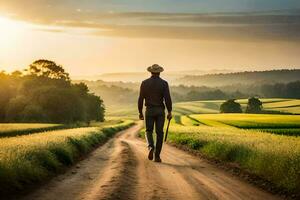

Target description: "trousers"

left=145, top=107, right=165, bottom=158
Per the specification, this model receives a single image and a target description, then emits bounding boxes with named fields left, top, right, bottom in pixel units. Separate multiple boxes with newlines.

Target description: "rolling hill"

left=176, top=69, right=300, bottom=86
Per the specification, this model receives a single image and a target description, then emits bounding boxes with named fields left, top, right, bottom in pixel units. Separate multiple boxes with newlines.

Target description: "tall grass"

left=167, top=123, right=300, bottom=193
left=0, top=120, right=134, bottom=194
left=0, top=123, right=69, bottom=137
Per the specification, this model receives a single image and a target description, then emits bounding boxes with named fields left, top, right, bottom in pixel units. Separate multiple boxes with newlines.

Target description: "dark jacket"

left=138, top=75, right=172, bottom=114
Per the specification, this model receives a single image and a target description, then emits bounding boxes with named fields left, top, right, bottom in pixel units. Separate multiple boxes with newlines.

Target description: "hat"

left=147, top=64, right=164, bottom=73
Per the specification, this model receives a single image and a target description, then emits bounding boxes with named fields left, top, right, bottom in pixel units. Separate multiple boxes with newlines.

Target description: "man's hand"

left=139, top=113, right=144, bottom=120
left=167, top=112, right=172, bottom=120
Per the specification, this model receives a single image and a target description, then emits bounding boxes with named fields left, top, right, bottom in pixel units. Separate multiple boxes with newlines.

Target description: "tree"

left=28, top=59, right=70, bottom=81
left=246, top=97, right=262, bottom=113
left=11, top=70, right=23, bottom=77
left=1, top=59, right=105, bottom=124
left=220, top=99, right=242, bottom=113
left=86, top=94, right=105, bottom=122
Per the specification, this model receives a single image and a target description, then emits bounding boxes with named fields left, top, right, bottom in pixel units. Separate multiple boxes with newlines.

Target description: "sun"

left=0, top=16, right=30, bottom=55
left=0, top=16, right=21, bottom=31
left=0, top=16, right=26, bottom=41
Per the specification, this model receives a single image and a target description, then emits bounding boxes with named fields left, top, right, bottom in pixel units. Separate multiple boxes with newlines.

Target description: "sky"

left=0, top=0, right=300, bottom=76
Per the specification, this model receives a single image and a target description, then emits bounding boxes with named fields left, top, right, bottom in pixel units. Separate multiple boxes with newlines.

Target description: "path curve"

left=22, top=123, right=281, bottom=200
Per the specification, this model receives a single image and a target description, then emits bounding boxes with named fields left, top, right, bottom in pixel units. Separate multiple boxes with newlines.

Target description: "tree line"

left=0, top=60, right=105, bottom=123
left=177, top=69, right=300, bottom=86
left=82, top=79, right=300, bottom=108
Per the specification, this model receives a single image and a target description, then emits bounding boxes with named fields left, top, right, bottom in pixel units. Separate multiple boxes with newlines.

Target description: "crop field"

left=174, top=98, right=300, bottom=116
left=0, top=120, right=134, bottom=193
left=0, top=123, right=68, bottom=137
left=190, top=114, right=300, bottom=128
left=173, top=101, right=221, bottom=115
left=166, top=123, right=300, bottom=192
left=237, top=99, right=300, bottom=114
left=185, top=114, right=300, bottom=136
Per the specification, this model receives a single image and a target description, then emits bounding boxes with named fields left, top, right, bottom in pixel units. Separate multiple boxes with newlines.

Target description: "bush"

left=246, top=97, right=262, bottom=113
left=220, top=99, right=242, bottom=113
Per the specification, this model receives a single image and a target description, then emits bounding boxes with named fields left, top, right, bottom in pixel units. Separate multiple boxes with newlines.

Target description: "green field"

left=174, top=98, right=300, bottom=116
left=237, top=99, right=300, bottom=114
left=0, top=120, right=134, bottom=193
left=165, top=113, right=300, bottom=192
left=188, top=114, right=300, bottom=136
left=138, top=98, right=300, bottom=193
left=166, top=122, right=300, bottom=192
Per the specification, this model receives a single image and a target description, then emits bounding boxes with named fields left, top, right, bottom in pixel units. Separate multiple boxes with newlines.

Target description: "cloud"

left=91, top=23, right=300, bottom=42
left=1, top=1, right=300, bottom=42
left=23, top=11, right=299, bottom=42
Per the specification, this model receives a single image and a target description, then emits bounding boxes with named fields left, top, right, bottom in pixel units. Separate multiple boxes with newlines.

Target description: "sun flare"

left=0, top=16, right=20, bottom=30
left=0, top=16, right=26, bottom=41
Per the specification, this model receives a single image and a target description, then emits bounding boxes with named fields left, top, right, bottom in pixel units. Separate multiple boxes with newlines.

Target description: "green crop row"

left=259, top=128, right=300, bottom=136
left=0, top=120, right=134, bottom=195
left=191, top=114, right=300, bottom=135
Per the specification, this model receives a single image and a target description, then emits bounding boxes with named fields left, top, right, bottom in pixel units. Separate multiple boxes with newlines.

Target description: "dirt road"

left=22, top=123, right=281, bottom=200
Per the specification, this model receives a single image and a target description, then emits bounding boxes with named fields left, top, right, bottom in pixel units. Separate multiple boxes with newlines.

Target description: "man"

left=138, top=64, right=172, bottom=163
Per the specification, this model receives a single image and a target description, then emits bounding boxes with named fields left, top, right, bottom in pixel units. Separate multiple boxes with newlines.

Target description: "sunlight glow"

left=0, top=16, right=26, bottom=45
left=0, top=16, right=25, bottom=34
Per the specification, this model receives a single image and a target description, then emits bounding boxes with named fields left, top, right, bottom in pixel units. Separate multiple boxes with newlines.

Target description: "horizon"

left=1, top=1, right=300, bottom=76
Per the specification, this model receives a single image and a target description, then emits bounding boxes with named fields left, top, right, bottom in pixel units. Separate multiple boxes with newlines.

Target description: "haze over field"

left=1, top=0, right=300, bottom=76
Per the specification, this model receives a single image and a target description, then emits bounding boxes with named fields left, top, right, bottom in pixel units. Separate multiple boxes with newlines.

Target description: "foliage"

left=28, top=59, right=70, bottom=81
left=0, top=120, right=134, bottom=195
left=220, top=99, right=242, bottom=113
left=246, top=97, right=263, bottom=113
left=0, top=60, right=105, bottom=123
left=261, top=81, right=300, bottom=99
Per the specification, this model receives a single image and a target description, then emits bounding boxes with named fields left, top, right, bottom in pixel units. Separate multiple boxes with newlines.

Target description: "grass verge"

left=165, top=124, right=300, bottom=194
left=0, top=120, right=134, bottom=195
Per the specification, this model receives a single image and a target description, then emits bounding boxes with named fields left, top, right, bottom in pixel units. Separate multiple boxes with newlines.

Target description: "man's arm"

left=138, top=82, right=145, bottom=119
left=164, top=82, right=172, bottom=119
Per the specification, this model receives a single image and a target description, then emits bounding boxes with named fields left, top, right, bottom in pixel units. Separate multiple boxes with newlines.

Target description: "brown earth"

left=21, top=123, right=282, bottom=200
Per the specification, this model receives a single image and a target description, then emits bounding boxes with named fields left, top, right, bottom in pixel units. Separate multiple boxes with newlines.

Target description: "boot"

left=148, top=148, right=154, bottom=160
left=154, top=156, right=162, bottom=163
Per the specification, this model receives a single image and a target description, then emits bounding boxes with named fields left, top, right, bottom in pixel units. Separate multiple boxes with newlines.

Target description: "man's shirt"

left=138, top=75, right=172, bottom=114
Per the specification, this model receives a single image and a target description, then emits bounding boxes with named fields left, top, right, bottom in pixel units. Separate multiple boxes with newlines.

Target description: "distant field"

left=191, top=114, right=300, bottom=128
left=237, top=99, right=300, bottom=114
left=173, top=101, right=221, bottom=115
left=107, top=98, right=300, bottom=119
left=174, top=98, right=300, bottom=116
left=0, top=123, right=67, bottom=137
